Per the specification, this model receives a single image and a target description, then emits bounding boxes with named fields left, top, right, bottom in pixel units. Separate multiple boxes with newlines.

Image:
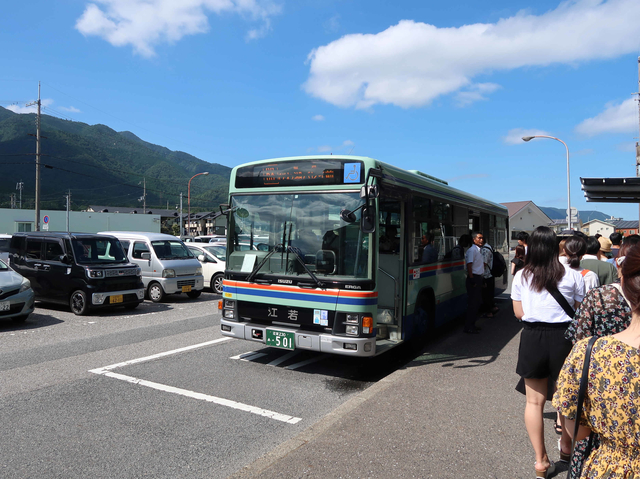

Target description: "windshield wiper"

left=246, top=244, right=283, bottom=283
left=286, top=247, right=325, bottom=289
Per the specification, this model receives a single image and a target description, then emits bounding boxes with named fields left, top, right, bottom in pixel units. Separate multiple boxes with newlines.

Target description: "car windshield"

left=151, top=240, right=192, bottom=260
left=202, top=245, right=226, bottom=261
left=228, top=192, right=371, bottom=280
left=72, top=238, right=128, bottom=264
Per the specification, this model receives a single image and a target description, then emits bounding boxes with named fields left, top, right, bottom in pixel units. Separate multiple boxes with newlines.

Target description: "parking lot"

left=0, top=291, right=410, bottom=478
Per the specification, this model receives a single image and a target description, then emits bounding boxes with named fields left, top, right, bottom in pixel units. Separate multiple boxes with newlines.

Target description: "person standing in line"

left=517, top=231, right=530, bottom=255
left=464, top=232, right=484, bottom=334
left=554, top=242, right=640, bottom=479
left=609, top=232, right=622, bottom=259
left=511, top=226, right=585, bottom=478
left=580, top=236, right=618, bottom=286
left=560, top=236, right=599, bottom=292
left=481, top=237, right=498, bottom=317
left=511, top=244, right=526, bottom=276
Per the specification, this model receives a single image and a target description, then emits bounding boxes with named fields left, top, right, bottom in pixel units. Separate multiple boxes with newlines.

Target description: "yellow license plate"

left=181, top=285, right=192, bottom=292
left=110, top=295, right=123, bottom=304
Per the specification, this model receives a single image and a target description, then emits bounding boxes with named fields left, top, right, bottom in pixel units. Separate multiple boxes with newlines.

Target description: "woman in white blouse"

left=511, top=226, right=585, bottom=478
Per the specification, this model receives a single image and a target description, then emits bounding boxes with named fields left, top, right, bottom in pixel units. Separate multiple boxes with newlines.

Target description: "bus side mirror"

left=361, top=204, right=376, bottom=234
left=360, top=185, right=378, bottom=199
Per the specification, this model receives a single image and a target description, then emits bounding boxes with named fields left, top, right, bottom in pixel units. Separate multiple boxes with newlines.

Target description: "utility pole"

left=139, top=177, right=147, bottom=213
left=179, top=193, right=184, bottom=237
left=27, top=82, right=42, bottom=231
left=64, top=190, right=71, bottom=232
left=16, top=180, right=23, bottom=208
left=10, top=194, right=16, bottom=209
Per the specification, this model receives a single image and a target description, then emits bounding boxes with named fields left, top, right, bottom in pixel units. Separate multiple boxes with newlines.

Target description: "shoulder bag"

left=567, top=335, right=598, bottom=479
left=546, top=284, right=575, bottom=318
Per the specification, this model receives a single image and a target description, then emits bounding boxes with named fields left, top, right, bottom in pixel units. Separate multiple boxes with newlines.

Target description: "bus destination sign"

left=235, top=160, right=364, bottom=188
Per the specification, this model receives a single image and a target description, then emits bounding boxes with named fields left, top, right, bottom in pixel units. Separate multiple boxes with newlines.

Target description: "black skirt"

left=516, top=321, right=572, bottom=381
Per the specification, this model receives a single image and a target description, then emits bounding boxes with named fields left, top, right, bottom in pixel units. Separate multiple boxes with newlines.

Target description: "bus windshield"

left=228, top=192, right=371, bottom=280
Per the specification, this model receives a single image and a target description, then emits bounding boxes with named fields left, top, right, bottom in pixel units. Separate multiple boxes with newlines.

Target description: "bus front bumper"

left=220, top=319, right=377, bottom=357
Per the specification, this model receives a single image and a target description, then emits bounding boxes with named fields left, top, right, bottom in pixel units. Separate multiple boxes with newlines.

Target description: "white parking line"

left=230, top=351, right=268, bottom=361
left=89, top=337, right=302, bottom=425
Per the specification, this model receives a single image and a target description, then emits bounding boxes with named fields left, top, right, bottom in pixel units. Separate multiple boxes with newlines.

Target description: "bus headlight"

left=346, top=314, right=359, bottom=324
left=223, top=299, right=236, bottom=320
left=346, top=325, right=358, bottom=336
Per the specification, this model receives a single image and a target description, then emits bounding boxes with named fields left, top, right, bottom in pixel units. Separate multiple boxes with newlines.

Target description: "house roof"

left=611, top=220, right=639, bottom=229
left=500, top=201, right=552, bottom=223
left=500, top=201, right=533, bottom=217
left=87, top=205, right=180, bottom=216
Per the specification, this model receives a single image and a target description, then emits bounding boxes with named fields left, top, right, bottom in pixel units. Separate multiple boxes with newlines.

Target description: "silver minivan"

left=100, top=232, right=204, bottom=302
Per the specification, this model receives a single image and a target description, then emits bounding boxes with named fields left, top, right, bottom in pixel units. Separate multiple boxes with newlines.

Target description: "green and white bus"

left=220, top=156, right=508, bottom=357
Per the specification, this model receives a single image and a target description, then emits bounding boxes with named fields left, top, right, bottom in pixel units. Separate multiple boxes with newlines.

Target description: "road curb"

left=227, top=364, right=414, bottom=478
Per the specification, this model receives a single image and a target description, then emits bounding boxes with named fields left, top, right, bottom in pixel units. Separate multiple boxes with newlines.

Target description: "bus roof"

left=229, top=155, right=507, bottom=216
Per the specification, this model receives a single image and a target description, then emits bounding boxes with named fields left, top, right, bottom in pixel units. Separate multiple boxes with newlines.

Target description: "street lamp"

left=187, top=172, right=209, bottom=236
left=522, top=135, right=572, bottom=231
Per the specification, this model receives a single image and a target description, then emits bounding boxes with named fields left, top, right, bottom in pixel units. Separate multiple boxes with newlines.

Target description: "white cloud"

left=312, top=114, right=325, bottom=121
left=575, top=98, right=637, bottom=136
left=503, top=128, right=551, bottom=145
left=76, top=0, right=282, bottom=57
left=60, top=106, right=82, bottom=113
left=455, top=83, right=502, bottom=107
left=6, top=99, right=54, bottom=114
left=304, top=0, right=640, bottom=109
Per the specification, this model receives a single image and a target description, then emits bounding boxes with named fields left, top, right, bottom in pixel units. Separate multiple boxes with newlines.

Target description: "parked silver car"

left=0, top=259, right=35, bottom=322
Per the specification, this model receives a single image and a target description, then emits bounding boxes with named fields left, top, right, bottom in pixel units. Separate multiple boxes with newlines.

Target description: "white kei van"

left=99, top=232, right=204, bottom=302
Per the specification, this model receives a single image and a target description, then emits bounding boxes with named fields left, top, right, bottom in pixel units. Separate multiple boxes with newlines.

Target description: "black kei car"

left=10, top=232, right=144, bottom=315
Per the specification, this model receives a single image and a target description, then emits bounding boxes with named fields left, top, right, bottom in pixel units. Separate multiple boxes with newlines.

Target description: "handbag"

left=567, top=335, right=598, bottom=478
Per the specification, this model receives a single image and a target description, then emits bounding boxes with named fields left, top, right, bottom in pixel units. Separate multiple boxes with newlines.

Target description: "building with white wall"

left=501, top=201, right=552, bottom=249
left=0, top=208, right=161, bottom=234
left=581, top=219, right=615, bottom=237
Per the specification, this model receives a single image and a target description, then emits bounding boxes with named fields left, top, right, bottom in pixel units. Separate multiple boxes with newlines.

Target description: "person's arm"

left=562, top=417, right=592, bottom=442
left=512, top=300, right=524, bottom=320
left=510, top=261, right=516, bottom=275
left=467, top=262, right=473, bottom=278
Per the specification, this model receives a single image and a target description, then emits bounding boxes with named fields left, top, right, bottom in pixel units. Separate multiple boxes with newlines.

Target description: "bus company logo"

left=344, top=285, right=361, bottom=290
left=278, top=279, right=293, bottom=284
left=267, top=307, right=278, bottom=317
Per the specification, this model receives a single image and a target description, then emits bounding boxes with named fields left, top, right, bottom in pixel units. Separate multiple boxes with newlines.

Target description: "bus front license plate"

left=182, top=285, right=192, bottom=293
left=110, top=295, right=123, bottom=304
left=266, top=330, right=295, bottom=350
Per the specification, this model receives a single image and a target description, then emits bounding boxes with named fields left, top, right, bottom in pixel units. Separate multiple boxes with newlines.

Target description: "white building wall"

left=509, top=207, right=551, bottom=249
left=0, top=208, right=161, bottom=234
left=582, top=220, right=614, bottom=237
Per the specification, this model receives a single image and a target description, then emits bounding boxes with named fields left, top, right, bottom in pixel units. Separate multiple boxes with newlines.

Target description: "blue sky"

left=3, top=0, right=640, bottom=220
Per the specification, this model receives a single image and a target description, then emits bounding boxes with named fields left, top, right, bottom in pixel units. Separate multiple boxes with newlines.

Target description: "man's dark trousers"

left=465, top=274, right=482, bottom=330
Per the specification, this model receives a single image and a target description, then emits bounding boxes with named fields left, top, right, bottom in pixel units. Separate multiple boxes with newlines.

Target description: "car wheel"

left=186, top=290, right=201, bottom=299
left=70, top=290, right=89, bottom=315
left=12, top=314, right=29, bottom=323
left=212, top=273, right=224, bottom=294
left=148, top=283, right=165, bottom=303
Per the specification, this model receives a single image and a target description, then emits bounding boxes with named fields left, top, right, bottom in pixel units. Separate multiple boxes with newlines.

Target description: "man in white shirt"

left=464, top=232, right=485, bottom=333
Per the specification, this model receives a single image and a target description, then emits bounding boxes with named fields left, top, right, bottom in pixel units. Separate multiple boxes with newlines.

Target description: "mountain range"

left=0, top=106, right=231, bottom=212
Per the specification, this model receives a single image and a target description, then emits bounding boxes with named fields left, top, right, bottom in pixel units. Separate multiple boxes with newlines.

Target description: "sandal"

left=554, top=422, right=562, bottom=435
left=534, top=460, right=555, bottom=478
left=558, top=438, right=571, bottom=462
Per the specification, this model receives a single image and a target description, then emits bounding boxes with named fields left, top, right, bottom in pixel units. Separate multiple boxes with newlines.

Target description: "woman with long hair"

left=512, top=226, right=586, bottom=478
left=557, top=240, right=636, bottom=477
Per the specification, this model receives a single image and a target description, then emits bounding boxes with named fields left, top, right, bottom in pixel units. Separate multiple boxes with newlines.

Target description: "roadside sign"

left=42, top=223, right=49, bottom=231
left=43, top=215, right=49, bottom=224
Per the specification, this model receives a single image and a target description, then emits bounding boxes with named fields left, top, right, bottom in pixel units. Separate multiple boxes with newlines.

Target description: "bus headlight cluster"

left=346, top=324, right=358, bottom=336
left=344, top=313, right=374, bottom=335
left=223, top=299, right=236, bottom=320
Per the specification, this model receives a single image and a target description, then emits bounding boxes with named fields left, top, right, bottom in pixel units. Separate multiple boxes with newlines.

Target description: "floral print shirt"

left=565, top=285, right=632, bottom=344
left=553, top=337, right=640, bottom=478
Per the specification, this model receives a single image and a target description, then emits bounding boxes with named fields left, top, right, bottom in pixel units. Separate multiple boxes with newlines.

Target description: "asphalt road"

left=0, top=291, right=417, bottom=478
